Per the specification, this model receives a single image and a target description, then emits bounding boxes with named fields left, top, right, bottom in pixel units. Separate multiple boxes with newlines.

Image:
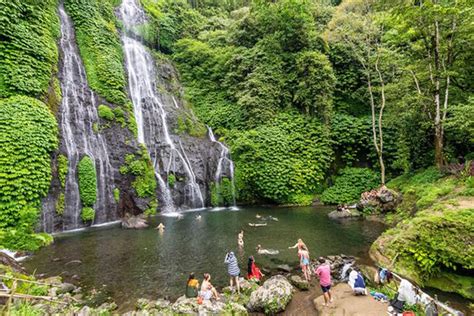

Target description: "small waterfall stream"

left=208, top=127, right=237, bottom=207
left=55, top=4, right=115, bottom=230
left=118, top=0, right=204, bottom=212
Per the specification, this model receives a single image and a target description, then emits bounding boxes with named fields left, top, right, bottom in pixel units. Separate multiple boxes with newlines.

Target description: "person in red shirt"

left=247, top=256, right=264, bottom=281
left=315, top=257, right=333, bottom=306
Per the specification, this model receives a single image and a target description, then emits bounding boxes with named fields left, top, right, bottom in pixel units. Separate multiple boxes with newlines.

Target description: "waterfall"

left=56, top=4, right=115, bottom=230
left=207, top=127, right=237, bottom=207
left=118, top=0, right=204, bottom=212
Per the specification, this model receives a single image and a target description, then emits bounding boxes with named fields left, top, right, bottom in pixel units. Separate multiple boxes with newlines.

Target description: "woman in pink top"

left=315, top=257, right=333, bottom=306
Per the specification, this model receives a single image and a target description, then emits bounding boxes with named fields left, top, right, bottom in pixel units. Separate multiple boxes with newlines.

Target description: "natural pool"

left=24, top=206, right=385, bottom=309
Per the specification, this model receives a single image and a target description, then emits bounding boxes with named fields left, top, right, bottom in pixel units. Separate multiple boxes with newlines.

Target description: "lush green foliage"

left=210, top=178, right=234, bottom=207
left=98, top=104, right=115, bottom=121
left=0, top=96, right=58, bottom=250
left=228, top=113, right=332, bottom=204
left=167, top=174, right=176, bottom=187
left=0, top=0, right=59, bottom=98
left=56, top=192, right=65, bottom=215
left=113, top=188, right=120, bottom=203
left=380, top=208, right=473, bottom=277
left=57, top=154, right=68, bottom=188
left=120, top=147, right=157, bottom=198
left=320, top=167, right=380, bottom=204
left=81, top=207, right=95, bottom=222
left=78, top=156, right=97, bottom=207
left=65, top=0, right=127, bottom=104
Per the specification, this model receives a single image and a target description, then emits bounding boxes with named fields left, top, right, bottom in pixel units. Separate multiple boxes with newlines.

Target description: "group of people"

left=184, top=252, right=265, bottom=302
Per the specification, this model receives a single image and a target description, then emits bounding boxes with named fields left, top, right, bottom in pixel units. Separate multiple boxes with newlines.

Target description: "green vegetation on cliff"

left=0, top=96, right=58, bottom=250
left=64, top=0, right=127, bottom=105
left=0, top=0, right=59, bottom=98
left=78, top=156, right=97, bottom=207
left=371, top=168, right=474, bottom=299
left=120, top=146, right=157, bottom=199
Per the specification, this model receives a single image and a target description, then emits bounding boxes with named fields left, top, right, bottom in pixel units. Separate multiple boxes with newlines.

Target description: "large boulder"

left=357, top=187, right=401, bottom=213
left=121, top=214, right=148, bottom=229
left=247, top=275, right=294, bottom=314
left=289, top=275, right=309, bottom=291
left=328, top=209, right=361, bottom=220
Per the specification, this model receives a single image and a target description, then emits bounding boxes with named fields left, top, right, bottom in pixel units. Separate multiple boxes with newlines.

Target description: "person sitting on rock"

left=247, top=256, right=264, bottom=281
left=200, top=273, right=219, bottom=301
left=348, top=270, right=367, bottom=295
left=185, top=272, right=200, bottom=298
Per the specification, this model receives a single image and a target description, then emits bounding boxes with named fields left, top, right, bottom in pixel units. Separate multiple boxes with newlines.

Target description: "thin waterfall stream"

left=48, top=4, right=115, bottom=231
left=208, top=127, right=237, bottom=207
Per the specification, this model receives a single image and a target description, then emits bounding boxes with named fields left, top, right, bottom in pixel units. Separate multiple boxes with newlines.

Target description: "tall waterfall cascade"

left=118, top=0, right=207, bottom=212
left=41, top=5, right=116, bottom=231
left=207, top=127, right=237, bottom=207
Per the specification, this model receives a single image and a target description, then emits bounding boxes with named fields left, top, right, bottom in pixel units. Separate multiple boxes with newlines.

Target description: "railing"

left=0, top=274, right=71, bottom=315
left=373, top=267, right=464, bottom=316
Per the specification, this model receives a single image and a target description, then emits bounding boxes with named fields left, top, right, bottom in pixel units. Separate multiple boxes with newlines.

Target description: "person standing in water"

left=237, top=230, right=244, bottom=247
left=315, top=257, right=333, bottom=306
left=224, top=251, right=241, bottom=294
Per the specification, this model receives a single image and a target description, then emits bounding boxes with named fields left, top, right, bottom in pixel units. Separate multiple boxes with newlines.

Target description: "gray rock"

left=171, top=296, right=199, bottom=314
left=77, top=306, right=91, bottom=316
left=328, top=209, right=361, bottom=219
left=65, top=260, right=82, bottom=266
left=122, top=214, right=148, bottom=229
left=57, top=282, right=76, bottom=294
left=289, top=275, right=309, bottom=291
left=277, top=264, right=293, bottom=273
left=247, top=275, right=294, bottom=314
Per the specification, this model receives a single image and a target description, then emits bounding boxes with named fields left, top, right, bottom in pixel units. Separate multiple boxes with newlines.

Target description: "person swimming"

left=238, top=230, right=244, bottom=247
left=256, top=214, right=262, bottom=219
left=196, top=214, right=202, bottom=220
left=288, top=238, right=308, bottom=251
left=248, top=223, right=267, bottom=227
left=256, top=244, right=279, bottom=255
left=156, top=223, right=165, bottom=230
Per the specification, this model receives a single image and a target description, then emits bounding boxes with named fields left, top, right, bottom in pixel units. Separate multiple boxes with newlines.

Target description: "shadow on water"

left=24, top=206, right=387, bottom=309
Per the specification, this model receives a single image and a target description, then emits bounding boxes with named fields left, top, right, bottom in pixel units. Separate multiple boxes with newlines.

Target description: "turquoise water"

left=24, top=206, right=385, bottom=308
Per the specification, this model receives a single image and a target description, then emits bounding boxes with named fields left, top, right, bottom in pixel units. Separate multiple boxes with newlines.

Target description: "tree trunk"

left=433, top=19, right=444, bottom=168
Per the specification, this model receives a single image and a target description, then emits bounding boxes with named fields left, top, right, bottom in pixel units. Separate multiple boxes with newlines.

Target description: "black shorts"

left=321, top=285, right=331, bottom=293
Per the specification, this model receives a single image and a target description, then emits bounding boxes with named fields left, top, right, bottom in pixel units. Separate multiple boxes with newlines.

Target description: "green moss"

left=64, top=0, right=127, bottom=105
left=56, top=193, right=65, bottom=215
left=175, top=112, right=207, bottom=137
left=0, top=96, right=58, bottom=250
left=113, top=188, right=120, bottom=203
left=372, top=207, right=474, bottom=298
left=92, top=122, right=99, bottom=133
left=125, top=101, right=138, bottom=137
left=78, top=156, right=97, bottom=207
left=168, top=174, right=176, bottom=187
left=113, top=107, right=126, bottom=126
left=98, top=104, right=115, bottom=121
left=144, top=199, right=158, bottom=216
left=210, top=178, right=234, bottom=207
left=57, top=154, right=68, bottom=188
left=81, top=207, right=95, bottom=222
left=425, top=270, right=474, bottom=300
left=120, top=147, right=157, bottom=198
left=0, top=0, right=59, bottom=98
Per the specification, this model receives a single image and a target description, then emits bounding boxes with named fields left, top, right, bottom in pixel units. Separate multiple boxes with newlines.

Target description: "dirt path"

left=313, top=283, right=388, bottom=316
left=282, top=279, right=322, bottom=315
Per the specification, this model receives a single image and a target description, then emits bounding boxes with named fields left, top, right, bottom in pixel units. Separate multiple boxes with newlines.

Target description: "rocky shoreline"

left=1, top=252, right=357, bottom=315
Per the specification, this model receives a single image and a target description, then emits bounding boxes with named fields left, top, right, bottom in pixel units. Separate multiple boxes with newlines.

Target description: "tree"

left=325, top=0, right=389, bottom=184
left=384, top=0, right=473, bottom=167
